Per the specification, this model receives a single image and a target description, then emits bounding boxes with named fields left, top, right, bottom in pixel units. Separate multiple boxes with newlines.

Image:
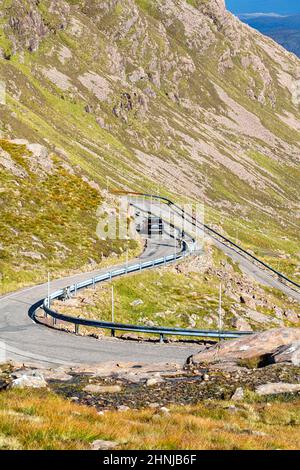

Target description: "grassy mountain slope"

left=0, top=139, right=137, bottom=294
left=0, top=0, right=299, bottom=288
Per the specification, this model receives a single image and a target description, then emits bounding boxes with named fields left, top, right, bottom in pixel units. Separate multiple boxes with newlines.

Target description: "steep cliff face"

left=0, top=0, right=299, bottom=280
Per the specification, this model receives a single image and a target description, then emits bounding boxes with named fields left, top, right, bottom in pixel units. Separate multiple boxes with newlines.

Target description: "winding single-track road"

left=0, top=237, right=200, bottom=366
left=0, top=197, right=299, bottom=367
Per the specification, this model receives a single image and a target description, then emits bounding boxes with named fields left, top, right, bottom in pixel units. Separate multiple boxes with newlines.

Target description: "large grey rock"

left=11, top=372, right=47, bottom=389
left=255, top=382, right=300, bottom=396
left=188, top=328, right=300, bottom=366
left=270, top=342, right=300, bottom=366
left=0, top=148, right=28, bottom=177
left=146, top=377, right=162, bottom=387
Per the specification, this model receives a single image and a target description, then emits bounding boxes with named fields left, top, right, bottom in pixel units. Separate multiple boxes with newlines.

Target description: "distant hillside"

left=1, top=0, right=300, bottom=286
left=240, top=14, right=300, bottom=57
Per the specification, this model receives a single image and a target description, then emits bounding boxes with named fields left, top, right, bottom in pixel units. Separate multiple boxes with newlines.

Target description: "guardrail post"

left=111, top=329, right=115, bottom=338
left=75, top=324, right=79, bottom=335
left=160, top=333, right=164, bottom=344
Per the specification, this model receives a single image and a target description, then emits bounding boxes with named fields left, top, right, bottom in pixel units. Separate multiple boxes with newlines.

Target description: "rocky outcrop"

left=90, top=439, right=119, bottom=451
left=270, top=342, right=300, bottom=366
left=255, top=382, right=300, bottom=396
left=0, top=147, right=28, bottom=177
left=10, top=371, right=47, bottom=389
left=0, top=0, right=300, bottom=309
left=188, top=328, right=300, bottom=366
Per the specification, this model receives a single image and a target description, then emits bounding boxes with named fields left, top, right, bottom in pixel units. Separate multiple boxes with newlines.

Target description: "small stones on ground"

left=130, top=299, right=143, bottom=307
left=203, top=374, right=210, bottom=381
left=42, top=369, right=73, bottom=382
left=271, top=342, right=300, bottom=366
left=0, top=379, right=9, bottom=391
left=90, top=439, right=119, bottom=451
left=231, top=387, right=244, bottom=401
left=70, top=396, right=79, bottom=402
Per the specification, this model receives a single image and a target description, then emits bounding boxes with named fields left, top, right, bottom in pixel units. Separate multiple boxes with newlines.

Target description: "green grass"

left=0, top=387, right=300, bottom=449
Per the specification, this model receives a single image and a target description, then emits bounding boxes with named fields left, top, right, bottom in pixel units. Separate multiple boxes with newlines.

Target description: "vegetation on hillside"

left=52, top=247, right=300, bottom=334
left=0, top=386, right=299, bottom=450
left=0, top=139, right=138, bottom=294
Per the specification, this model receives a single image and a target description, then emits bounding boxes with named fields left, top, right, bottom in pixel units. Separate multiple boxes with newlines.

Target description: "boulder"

left=270, top=342, right=300, bottom=366
left=0, top=379, right=9, bottom=391
left=255, top=382, right=300, bottom=396
left=11, top=372, right=47, bottom=389
left=130, top=299, right=143, bottom=307
left=42, top=369, right=73, bottom=382
left=91, top=439, right=119, bottom=451
left=83, top=384, right=122, bottom=394
left=245, top=309, right=282, bottom=326
left=239, top=294, right=256, bottom=309
left=187, top=328, right=300, bottom=366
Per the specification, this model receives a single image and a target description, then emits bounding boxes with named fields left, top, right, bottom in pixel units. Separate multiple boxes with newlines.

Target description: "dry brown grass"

left=0, top=388, right=299, bottom=450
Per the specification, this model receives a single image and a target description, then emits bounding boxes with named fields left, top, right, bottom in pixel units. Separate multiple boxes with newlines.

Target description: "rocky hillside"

left=0, top=0, right=299, bottom=282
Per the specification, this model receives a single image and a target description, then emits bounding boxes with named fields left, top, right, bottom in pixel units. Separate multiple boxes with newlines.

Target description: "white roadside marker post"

left=111, top=285, right=115, bottom=337
left=45, top=272, right=50, bottom=318
left=174, top=230, right=177, bottom=260
left=218, top=283, right=222, bottom=342
left=47, top=272, right=50, bottom=307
